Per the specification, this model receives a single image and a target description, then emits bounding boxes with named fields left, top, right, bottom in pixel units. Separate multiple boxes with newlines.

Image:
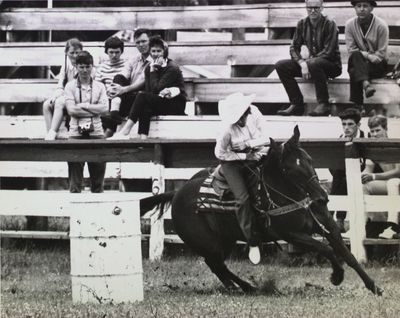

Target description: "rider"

left=215, top=92, right=269, bottom=265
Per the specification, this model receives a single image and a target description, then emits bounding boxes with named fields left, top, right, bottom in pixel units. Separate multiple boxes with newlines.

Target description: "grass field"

left=1, top=244, right=400, bottom=318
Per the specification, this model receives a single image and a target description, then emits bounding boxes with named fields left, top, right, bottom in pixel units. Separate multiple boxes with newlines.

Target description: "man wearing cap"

left=275, top=0, right=342, bottom=116
left=345, top=0, right=389, bottom=110
left=215, top=92, right=269, bottom=265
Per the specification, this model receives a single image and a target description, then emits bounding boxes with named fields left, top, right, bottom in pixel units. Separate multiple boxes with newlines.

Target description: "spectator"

left=362, top=115, right=400, bottom=238
left=95, top=36, right=127, bottom=89
left=275, top=0, right=341, bottom=117
left=345, top=0, right=389, bottom=111
left=108, top=36, right=186, bottom=140
left=43, top=38, right=82, bottom=140
left=101, top=29, right=151, bottom=137
left=64, top=51, right=109, bottom=193
left=95, top=36, right=129, bottom=137
left=330, top=108, right=365, bottom=232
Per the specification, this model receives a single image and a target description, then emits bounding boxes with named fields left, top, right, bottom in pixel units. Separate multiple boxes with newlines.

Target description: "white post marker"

left=345, top=157, right=367, bottom=263
left=149, top=163, right=165, bottom=261
left=69, top=196, right=143, bottom=303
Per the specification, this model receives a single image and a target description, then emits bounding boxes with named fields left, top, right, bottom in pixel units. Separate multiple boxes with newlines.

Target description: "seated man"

left=330, top=108, right=365, bottom=232
left=64, top=51, right=109, bottom=193
left=345, top=0, right=389, bottom=110
left=362, top=115, right=400, bottom=238
left=275, top=0, right=342, bottom=116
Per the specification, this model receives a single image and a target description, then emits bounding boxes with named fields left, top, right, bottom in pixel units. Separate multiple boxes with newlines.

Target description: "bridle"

left=242, top=150, right=330, bottom=234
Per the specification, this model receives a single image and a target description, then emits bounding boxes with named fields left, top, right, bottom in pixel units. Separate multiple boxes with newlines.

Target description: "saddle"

left=196, top=165, right=266, bottom=216
left=196, top=165, right=237, bottom=213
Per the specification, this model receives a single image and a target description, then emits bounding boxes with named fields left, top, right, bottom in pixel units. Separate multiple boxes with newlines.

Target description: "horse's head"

left=266, top=126, right=328, bottom=206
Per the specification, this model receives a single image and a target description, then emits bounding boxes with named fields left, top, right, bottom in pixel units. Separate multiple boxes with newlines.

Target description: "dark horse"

left=141, top=126, right=383, bottom=295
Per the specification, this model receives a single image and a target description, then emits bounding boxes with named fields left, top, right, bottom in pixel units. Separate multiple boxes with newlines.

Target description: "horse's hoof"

left=374, top=286, right=384, bottom=296
left=330, top=269, right=344, bottom=286
left=242, top=284, right=257, bottom=294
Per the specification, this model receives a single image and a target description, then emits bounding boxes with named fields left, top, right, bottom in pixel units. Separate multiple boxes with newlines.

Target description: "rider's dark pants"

left=220, top=160, right=260, bottom=246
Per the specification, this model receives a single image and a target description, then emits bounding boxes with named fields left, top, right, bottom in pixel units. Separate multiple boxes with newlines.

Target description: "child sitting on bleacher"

left=43, top=38, right=83, bottom=140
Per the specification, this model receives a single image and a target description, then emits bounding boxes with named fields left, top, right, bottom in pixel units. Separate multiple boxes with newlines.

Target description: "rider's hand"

left=232, top=141, right=248, bottom=152
left=246, top=152, right=262, bottom=161
left=300, top=61, right=311, bottom=80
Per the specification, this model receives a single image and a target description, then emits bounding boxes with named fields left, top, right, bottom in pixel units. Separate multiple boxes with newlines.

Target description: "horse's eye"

left=296, top=158, right=300, bottom=166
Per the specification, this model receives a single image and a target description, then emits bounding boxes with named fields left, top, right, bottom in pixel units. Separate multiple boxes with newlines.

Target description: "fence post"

left=149, top=144, right=165, bottom=261
left=345, top=142, right=367, bottom=263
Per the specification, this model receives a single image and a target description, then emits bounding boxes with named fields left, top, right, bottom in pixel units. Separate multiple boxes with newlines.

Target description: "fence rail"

left=1, top=139, right=399, bottom=261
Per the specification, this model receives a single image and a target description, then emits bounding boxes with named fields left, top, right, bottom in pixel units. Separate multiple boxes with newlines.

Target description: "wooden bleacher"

left=1, top=3, right=399, bottom=115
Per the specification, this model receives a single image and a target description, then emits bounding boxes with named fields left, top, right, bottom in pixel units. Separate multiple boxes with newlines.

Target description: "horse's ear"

left=269, top=137, right=279, bottom=151
left=287, top=125, right=300, bottom=148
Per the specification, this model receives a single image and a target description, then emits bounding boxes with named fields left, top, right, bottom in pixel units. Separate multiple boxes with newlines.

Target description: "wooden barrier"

left=1, top=115, right=400, bottom=140
left=1, top=139, right=399, bottom=262
left=0, top=2, right=398, bottom=32
left=1, top=40, right=399, bottom=67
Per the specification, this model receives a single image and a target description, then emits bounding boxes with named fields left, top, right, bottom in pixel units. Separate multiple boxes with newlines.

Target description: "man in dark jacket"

left=275, top=0, right=342, bottom=116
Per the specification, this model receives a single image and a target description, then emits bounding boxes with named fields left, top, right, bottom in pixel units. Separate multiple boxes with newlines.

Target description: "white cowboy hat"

left=218, top=92, right=255, bottom=125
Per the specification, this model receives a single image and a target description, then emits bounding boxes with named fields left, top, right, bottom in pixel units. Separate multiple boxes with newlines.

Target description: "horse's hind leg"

left=204, top=257, right=256, bottom=293
left=281, top=232, right=345, bottom=286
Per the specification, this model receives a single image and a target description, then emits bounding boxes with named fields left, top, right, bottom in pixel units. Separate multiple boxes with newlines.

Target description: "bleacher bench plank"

left=1, top=40, right=399, bottom=67
left=191, top=78, right=400, bottom=104
left=0, top=2, right=398, bottom=31
left=1, top=115, right=400, bottom=140
left=0, top=4, right=270, bottom=31
left=1, top=78, right=398, bottom=105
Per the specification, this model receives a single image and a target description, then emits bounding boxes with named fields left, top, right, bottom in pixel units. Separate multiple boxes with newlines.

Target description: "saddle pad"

left=197, top=176, right=237, bottom=213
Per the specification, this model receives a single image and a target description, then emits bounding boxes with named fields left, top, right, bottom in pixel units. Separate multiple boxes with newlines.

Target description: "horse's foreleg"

left=316, top=212, right=383, bottom=295
left=325, top=231, right=383, bottom=295
left=281, top=232, right=345, bottom=286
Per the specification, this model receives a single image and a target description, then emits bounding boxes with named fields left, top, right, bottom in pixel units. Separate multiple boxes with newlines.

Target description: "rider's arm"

left=215, top=130, right=247, bottom=161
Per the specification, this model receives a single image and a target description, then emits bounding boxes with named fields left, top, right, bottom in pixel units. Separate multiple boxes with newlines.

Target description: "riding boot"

left=248, top=246, right=261, bottom=265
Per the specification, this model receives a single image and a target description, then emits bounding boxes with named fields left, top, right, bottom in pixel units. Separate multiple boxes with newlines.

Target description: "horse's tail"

left=139, top=191, right=177, bottom=217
